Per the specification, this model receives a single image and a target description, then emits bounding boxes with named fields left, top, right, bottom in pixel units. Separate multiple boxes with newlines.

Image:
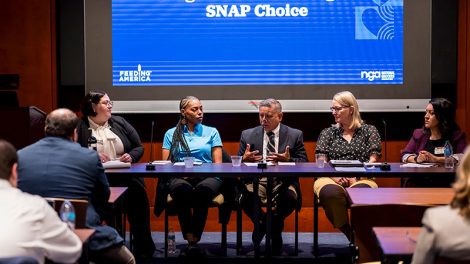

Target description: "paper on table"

left=174, top=161, right=203, bottom=166
left=152, top=160, right=172, bottom=165
left=334, top=167, right=366, bottom=172
left=400, top=163, right=436, bottom=168
left=278, top=162, right=296, bottom=166
left=102, top=160, right=131, bottom=169
left=243, top=162, right=275, bottom=166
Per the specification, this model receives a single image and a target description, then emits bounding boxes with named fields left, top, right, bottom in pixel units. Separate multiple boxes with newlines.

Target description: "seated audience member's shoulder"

left=422, top=205, right=455, bottom=227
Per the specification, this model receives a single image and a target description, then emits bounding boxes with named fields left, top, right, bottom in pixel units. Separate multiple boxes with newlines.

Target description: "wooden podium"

left=0, top=106, right=46, bottom=149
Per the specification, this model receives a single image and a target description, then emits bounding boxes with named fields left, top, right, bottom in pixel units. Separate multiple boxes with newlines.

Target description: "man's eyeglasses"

left=100, top=100, right=114, bottom=107
left=329, top=106, right=348, bottom=113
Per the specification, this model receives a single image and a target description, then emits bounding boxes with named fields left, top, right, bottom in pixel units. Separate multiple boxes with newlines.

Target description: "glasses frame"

left=329, top=106, right=349, bottom=113
left=100, top=100, right=114, bottom=107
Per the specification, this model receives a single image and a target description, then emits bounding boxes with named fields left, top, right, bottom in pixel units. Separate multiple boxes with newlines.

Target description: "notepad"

left=151, top=160, right=172, bottom=165
left=174, top=161, right=203, bottom=166
left=329, top=160, right=363, bottom=167
left=102, top=160, right=131, bottom=169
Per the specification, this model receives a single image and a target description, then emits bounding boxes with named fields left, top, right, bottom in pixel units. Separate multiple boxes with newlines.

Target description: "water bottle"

left=444, top=140, right=454, bottom=169
left=60, top=200, right=76, bottom=230
left=167, top=226, right=176, bottom=255
left=87, top=136, right=97, bottom=151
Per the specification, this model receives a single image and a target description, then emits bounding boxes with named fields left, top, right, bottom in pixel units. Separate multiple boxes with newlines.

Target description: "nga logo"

left=360, top=70, right=395, bottom=81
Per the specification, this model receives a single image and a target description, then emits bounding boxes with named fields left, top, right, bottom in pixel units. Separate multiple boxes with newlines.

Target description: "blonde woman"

left=412, top=148, right=470, bottom=263
left=314, top=91, right=381, bottom=239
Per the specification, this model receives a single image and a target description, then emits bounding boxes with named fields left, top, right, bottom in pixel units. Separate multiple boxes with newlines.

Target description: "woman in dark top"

left=76, top=91, right=156, bottom=257
left=401, top=98, right=467, bottom=187
left=314, top=91, right=382, bottom=240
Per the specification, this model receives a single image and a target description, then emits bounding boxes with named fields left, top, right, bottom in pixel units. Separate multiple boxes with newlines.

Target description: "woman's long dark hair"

left=424, top=98, right=459, bottom=139
left=168, top=96, right=199, bottom=162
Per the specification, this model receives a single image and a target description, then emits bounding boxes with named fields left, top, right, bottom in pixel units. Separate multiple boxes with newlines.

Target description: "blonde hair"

left=333, top=91, right=363, bottom=130
left=451, top=148, right=470, bottom=219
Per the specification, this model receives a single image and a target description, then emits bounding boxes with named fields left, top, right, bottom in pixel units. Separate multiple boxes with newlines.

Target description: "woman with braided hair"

left=154, top=96, right=223, bottom=256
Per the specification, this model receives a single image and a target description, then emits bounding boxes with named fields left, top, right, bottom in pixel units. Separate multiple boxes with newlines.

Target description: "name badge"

left=435, top=147, right=445, bottom=155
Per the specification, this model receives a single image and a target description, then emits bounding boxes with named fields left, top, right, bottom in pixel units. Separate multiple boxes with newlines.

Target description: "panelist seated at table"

left=238, top=98, right=308, bottom=255
left=154, top=96, right=224, bottom=257
left=314, top=91, right=381, bottom=240
left=76, top=91, right=155, bottom=257
left=411, top=149, right=470, bottom=264
left=401, top=98, right=468, bottom=187
left=0, top=140, right=82, bottom=264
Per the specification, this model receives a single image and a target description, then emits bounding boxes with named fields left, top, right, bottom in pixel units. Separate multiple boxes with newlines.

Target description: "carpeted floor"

left=132, top=232, right=354, bottom=264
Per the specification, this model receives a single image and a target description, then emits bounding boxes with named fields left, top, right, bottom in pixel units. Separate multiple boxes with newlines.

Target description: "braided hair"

left=168, top=96, right=199, bottom=162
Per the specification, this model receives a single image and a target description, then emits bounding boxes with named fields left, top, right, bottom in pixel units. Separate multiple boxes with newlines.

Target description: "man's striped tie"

left=267, top=131, right=276, bottom=154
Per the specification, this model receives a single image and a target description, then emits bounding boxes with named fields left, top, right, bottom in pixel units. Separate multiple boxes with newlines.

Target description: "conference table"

left=346, top=188, right=453, bottom=263
left=106, top=162, right=455, bottom=258
left=372, top=227, right=421, bottom=264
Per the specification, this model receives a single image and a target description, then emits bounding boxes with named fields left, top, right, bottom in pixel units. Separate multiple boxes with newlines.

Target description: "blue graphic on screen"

left=112, top=0, right=403, bottom=86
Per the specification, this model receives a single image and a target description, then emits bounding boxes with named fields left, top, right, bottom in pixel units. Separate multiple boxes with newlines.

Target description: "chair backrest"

left=45, top=198, right=88, bottom=228
left=0, top=256, right=38, bottom=264
left=434, top=256, right=470, bottom=264
left=222, top=148, right=232, bottom=163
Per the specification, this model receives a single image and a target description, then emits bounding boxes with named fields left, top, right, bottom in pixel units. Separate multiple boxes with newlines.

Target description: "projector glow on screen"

left=112, top=0, right=403, bottom=86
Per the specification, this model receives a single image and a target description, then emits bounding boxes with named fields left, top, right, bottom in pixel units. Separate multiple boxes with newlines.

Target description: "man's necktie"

left=267, top=131, right=276, bottom=154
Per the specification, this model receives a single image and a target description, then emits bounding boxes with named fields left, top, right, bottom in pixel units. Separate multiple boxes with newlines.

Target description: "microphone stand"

left=146, top=120, right=156, bottom=171
left=380, top=119, right=391, bottom=171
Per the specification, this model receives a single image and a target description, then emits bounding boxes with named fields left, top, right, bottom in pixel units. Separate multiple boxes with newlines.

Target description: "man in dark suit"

left=17, top=108, right=135, bottom=264
left=238, top=98, right=308, bottom=255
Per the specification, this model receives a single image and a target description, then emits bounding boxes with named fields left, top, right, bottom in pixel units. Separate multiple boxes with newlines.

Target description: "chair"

left=235, top=180, right=300, bottom=256
left=163, top=149, right=237, bottom=257
left=45, top=198, right=89, bottom=228
left=0, top=256, right=38, bottom=264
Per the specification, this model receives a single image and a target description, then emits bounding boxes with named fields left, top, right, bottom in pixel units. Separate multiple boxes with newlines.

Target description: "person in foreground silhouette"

left=412, top=148, right=470, bottom=263
left=314, top=91, right=382, bottom=240
left=0, top=139, right=82, bottom=264
left=17, top=108, right=135, bottom=264
left=238, top=98, right=308, bottom=255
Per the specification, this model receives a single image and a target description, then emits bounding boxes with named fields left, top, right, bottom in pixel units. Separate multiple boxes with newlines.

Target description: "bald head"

left=45, top=108, right=79, bottom=138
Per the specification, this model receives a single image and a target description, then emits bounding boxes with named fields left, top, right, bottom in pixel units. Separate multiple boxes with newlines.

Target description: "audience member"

left=76, top=91, right=155, bottom=256
left=314, top=91, right=381, bottom=239
left=17, top=108, right=135, bottom=264
left=237, top=98, right=308, bottom=255
left=411, top=148, right=470, bottom=263
left=154, top=96, right=223, bottom=257
left=401, top=98, right=467, bottom=187
left=0, top=139, right=82, bottom=264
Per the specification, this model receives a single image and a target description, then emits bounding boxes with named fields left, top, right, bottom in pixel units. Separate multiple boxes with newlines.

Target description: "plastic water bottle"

left=60, top=200, right=76, bottom=230
left=167, top=226, right=176, bottom=255
left=87, top=136, right=97, bottom=151
left=444, top=140, right=454, bottom=169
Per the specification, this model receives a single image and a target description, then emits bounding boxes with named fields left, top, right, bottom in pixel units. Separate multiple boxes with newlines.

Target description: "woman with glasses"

left=401, top=98, right=467, bottom=187
left=314, top=91, right=382, bottom=240
left=76, top=91, right=156, bottom=258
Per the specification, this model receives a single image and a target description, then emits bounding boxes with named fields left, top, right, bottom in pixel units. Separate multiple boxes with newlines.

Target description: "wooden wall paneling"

left=0, top=0, right=57, bottom=112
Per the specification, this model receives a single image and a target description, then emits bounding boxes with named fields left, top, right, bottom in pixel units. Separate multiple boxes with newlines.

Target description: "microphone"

left=146, top=120, right=156, bottom=171
left=380, top=118, right=391, bottom=171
